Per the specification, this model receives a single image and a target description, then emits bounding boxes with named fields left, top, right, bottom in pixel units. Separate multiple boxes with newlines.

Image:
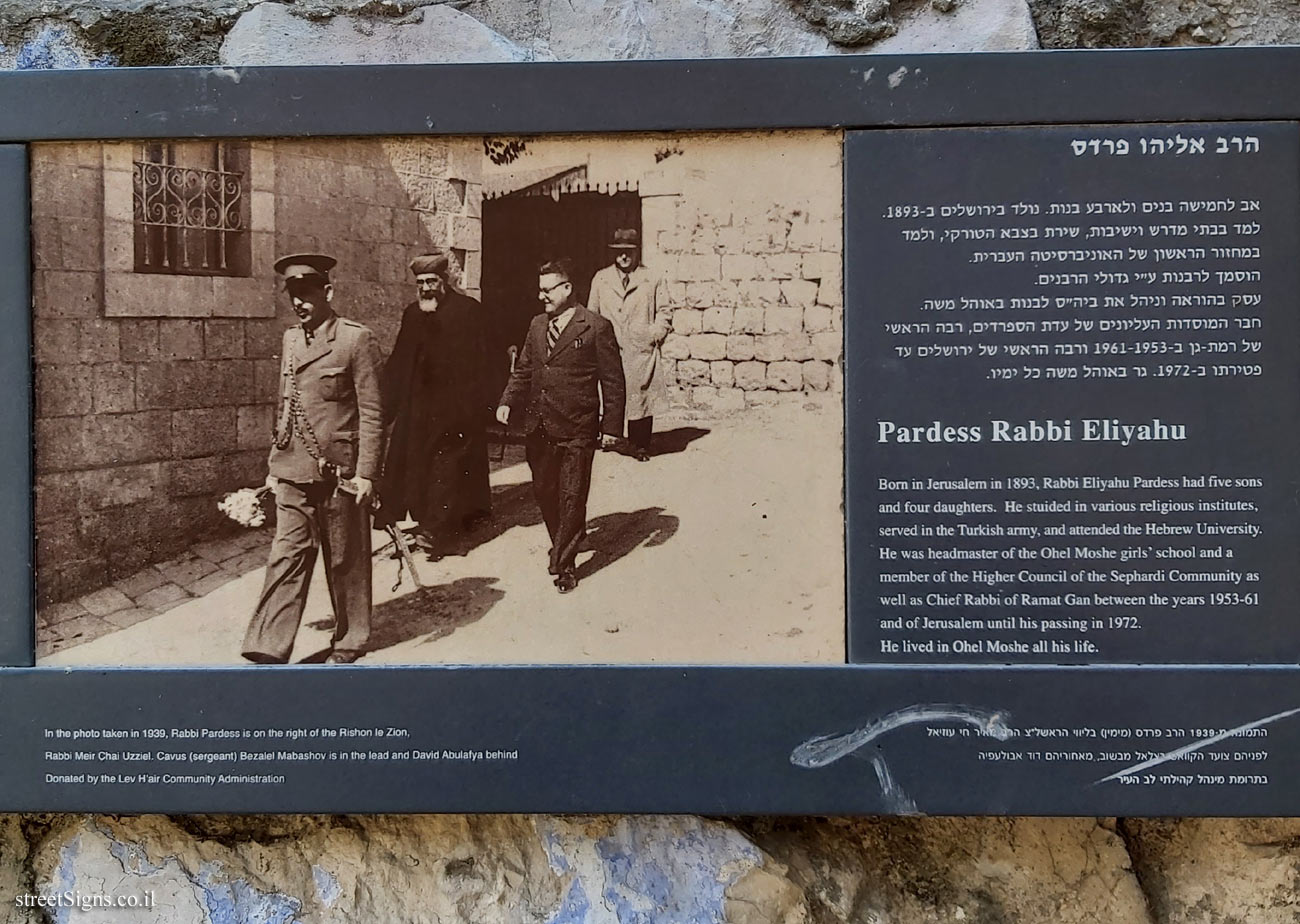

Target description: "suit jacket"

left=587, top=263, right=671, bottom=420
left=269, top=313, right=384, bottom=483
left=498, top=304, right=625, bottom=441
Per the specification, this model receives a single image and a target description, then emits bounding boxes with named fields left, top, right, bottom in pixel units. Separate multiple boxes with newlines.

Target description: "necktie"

left=621, top=272, right=630, bottom=290
left=547, top=317, right=561, bottom=355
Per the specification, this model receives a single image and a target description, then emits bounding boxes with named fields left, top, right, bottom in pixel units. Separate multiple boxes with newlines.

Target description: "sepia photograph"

left=32, top=130, right=845, bottom=666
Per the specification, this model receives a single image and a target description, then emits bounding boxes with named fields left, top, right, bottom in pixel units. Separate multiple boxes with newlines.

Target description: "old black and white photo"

left=33, top=130, right=845, bottom=666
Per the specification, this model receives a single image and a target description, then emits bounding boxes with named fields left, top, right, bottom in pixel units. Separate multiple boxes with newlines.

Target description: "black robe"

left=380, top=292, right=495, bottom=534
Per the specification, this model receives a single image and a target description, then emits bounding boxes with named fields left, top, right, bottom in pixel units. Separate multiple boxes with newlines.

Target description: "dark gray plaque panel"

left=4, top=666, right=1300, bottom=815
left=9, top=51, right=1300, bottom=141
left=3, top=50, right=1300, bottom=142
left=847, top=124, right=1300, bottom=665
left=0, top=145, right=32, bottom=668
left=6, top=53, right=1300, bottom=816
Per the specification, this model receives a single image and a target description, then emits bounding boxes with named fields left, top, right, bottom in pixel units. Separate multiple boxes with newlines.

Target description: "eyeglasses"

left=538, top=280, right=571, bottom=295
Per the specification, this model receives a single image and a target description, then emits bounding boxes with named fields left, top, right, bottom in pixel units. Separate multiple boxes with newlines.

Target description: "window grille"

left=133, top=142, right=250, bottom=276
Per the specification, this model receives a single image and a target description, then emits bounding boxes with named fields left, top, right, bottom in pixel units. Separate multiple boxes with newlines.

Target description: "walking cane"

left=336, top=474, right=425, bottom=591
left=382, top=520, right=424, bottom=592
left=489, top=345, right=519, bottom=463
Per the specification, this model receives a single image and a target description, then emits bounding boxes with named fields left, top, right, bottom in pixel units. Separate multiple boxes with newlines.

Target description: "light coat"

left=587, top=263, right=671, bottom=420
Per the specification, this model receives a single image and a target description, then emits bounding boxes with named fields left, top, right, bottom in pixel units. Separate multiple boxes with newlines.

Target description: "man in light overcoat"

left=587, top=228, right=670, bottom=461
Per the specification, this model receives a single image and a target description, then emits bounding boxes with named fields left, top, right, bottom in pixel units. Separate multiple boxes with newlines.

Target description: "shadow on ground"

left=650, top=426, right=710, bottom=457
left=603, top=426, right=711, bottom=461
left=362, top=576, right=507, bottom=654
left=577, top=506, right=679, bottom=581
left=410, top=482, right=545, bottom=561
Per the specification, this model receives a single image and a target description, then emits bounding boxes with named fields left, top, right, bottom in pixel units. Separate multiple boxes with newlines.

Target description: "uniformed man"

left=242, top=254, right=384, bottom=665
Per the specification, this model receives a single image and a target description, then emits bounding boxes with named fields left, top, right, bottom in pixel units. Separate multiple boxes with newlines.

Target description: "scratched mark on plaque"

left=791, top=704, right=1013, bottom=813
left=1094, top=705, right=1300, bottom=786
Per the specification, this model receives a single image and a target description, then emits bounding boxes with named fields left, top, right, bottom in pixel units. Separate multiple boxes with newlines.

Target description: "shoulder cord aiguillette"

left=273, top=335, right=324, bottom=463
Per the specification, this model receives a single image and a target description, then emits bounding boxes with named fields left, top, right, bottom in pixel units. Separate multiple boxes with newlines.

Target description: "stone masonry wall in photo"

left=643, top=131, right=843, bottom=412
left=32, top=138, right=483, bottom=604
left=658, top=205, right=842, bottom=412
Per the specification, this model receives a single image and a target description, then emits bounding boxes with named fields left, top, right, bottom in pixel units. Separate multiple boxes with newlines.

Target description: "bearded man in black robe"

left=380, top=252, right=495, bottom=556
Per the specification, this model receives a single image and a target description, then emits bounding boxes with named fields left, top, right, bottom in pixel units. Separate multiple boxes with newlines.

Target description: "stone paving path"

left=39, top=403, right=844, bottom=666
left=38, top=530, right=273, bottom=659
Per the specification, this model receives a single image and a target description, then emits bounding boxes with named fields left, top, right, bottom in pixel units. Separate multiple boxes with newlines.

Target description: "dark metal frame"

left=5, top=48, right=1300, bottom=815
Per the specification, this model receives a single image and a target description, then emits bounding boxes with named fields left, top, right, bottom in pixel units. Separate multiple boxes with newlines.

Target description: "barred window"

left=133, top=142, right=251, bottom=276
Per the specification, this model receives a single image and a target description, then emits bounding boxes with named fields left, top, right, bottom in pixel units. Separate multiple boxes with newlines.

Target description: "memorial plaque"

left=3, top=53, right=1300, bottom=815
left=848, top=123, right=1300, bottom=665
left=4, top=666, right=1299, bottom=815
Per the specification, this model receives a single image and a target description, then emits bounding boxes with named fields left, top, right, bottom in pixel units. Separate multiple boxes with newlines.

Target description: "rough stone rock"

left=19, top=815, right=807, bottom=923
left=812, top=331, right=842, bottom=361
left=788, top=0, right=1039, bottom=51
left=715, top=387, right=747, bottom=411
left=1028, top=0, right=1148, bottom=47
left=1119, top=817, right=1300, bottom=923
left=870, top=0, right=1040, bottom=51
left=0, top=816, right=33, bottom=924
left=1028, top=0, right=1300, bottom=47
left=216, top=0, right=1038, bottom=68
left=732, top=307, right=766, bottom=335
left=6, top=814, right=1190, bottom=923
left=9, top=0, right=1300, bottom=917
left=765, top=306, right=804, bottom=335
left=531, top=0, right=832, bottom=59
left=702, top=306, right=734, bottom=334
left=0, top=23, right=113, bottom=68
left=742, top=816, right=1152, bottom=923
left=20, top=0, right=1300, bottom=72
left=221, top=2, right=533, bottom=65
left=804, top=306, right=835, bottom=333
left=788, top=0, right=894, bottom=45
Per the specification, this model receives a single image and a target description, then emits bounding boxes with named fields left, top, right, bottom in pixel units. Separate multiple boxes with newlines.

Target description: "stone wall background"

left=33, top=137, right=482, bottom=604
left=649, top=133, right=843, bottom=413
left=9, top=0, right=1300, bottom=920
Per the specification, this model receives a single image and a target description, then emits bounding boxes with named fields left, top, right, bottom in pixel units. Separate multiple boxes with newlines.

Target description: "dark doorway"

left=482, top=183, right=641, bottom=395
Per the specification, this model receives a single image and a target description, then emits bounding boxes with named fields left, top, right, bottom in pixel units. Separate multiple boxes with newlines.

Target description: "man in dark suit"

left=496, top=259, right=625, bottom=593
left=242, top=253, right=384, bottom=665
left=380, top=252, right=494, bottom=557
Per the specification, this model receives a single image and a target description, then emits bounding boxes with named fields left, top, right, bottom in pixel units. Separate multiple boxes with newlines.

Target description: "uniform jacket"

left=587, top=263, right=671, bottom=420
left=269, top=313, right=384, bottom=483
left=498, top=304, right=626, bottom=441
